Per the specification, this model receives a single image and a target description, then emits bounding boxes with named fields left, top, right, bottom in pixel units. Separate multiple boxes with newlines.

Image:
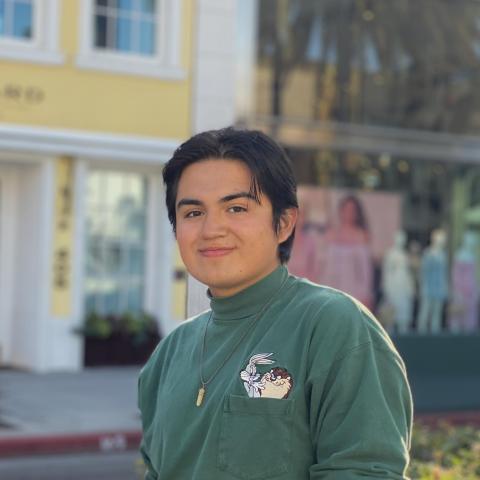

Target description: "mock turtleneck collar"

left=208, top=265, right=289, bottom=321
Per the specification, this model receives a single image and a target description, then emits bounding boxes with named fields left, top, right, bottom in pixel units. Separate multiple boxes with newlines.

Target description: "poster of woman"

left=322, top=194, right=374, bottom=308
left=289, top=186, right=402, bottom=310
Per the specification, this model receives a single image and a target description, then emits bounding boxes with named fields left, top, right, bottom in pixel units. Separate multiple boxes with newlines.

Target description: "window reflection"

left=256, top=0, right=480, bottom=134
left=85, top=171, right=148, bottom=316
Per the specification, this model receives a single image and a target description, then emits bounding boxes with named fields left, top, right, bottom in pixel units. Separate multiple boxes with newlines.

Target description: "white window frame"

left=84, top=168, right=150, bottom=316
left=77, top=0, right=184, bottom=80
left=0, top=0, right=63, bottom=64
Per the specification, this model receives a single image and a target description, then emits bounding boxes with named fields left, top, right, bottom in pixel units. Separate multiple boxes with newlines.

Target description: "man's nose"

left=201, top=211, right=227, bottom=238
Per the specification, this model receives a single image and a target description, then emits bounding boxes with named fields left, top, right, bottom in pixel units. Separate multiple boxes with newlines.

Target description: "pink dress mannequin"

left=449, top=232, right=479, bottom=332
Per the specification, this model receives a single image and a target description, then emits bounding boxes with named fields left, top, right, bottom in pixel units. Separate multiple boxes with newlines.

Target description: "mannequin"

left=417, top=229, right=448, bottom=334
left=382, top=231, right=414, bottom=334
left=449, top=231, right=479, bottom=332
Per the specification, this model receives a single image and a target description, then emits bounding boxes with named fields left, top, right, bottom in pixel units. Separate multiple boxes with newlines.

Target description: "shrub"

left=76, top=310, right=160, bottom=345
left=409, top=422, right=480, bottom=479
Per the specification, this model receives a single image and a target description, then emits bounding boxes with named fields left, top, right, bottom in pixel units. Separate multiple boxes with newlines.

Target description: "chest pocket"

left=217, top=394, right=294, bottom=479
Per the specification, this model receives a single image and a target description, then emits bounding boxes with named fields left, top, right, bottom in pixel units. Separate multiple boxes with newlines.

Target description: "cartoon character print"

left=240, top=353, right=293, bottom=399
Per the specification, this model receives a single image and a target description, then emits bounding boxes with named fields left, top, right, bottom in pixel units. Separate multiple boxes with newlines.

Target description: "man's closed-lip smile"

left=199, top=247, right=235, bottom=257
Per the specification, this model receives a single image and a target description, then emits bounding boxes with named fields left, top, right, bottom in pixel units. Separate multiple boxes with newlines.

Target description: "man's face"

left=175, top=158, right=295, bottom=298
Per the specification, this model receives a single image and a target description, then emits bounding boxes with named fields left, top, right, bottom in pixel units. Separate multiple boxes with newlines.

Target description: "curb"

left=415, top=411, right=480, bottom=427
left=0, top=412, right=479, bottom=458
left=0, top=430, right=142, bottom=458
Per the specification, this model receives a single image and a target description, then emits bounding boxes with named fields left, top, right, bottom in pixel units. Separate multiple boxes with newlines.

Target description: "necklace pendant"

left=196, top=386, right=206, bottom=407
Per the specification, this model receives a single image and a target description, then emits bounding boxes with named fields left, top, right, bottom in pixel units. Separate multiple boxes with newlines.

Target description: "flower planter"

left=84, top=333, right=160, bottom=366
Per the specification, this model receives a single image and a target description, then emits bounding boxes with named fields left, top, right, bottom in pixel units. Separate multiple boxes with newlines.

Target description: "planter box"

left=84, top=333, right=160, bottom=367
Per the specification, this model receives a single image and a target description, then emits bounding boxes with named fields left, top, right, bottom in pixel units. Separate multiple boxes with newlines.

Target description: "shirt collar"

left=208, top=265, right=289, bottom=321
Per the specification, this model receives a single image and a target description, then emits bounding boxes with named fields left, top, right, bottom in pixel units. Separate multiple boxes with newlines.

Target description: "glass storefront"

left=287, top=149, right=480, bottom=334
left=246, top=0, right=480, bottom=334
left=85, top=170, right=148, bottom=315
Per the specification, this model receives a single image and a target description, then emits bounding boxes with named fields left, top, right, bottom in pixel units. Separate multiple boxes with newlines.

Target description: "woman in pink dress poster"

left=322, top=195, right=374, bottom=309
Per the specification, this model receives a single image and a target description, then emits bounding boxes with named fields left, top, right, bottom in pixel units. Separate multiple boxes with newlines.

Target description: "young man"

left=138, top=128, right=413, bottom=479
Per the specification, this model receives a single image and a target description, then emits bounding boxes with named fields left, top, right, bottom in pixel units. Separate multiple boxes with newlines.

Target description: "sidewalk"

left=0, top=367, right=479, bottom=458
left=0, top=367, right=142, bottom=457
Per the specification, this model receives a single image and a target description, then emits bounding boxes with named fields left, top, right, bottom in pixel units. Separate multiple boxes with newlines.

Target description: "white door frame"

left=0, top=167, right=17, bottom=364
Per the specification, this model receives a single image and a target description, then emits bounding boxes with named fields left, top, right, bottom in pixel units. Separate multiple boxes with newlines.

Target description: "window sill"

left=0, top=47, right=64, bottom=65
left=76, top=53, right=186, bottom=80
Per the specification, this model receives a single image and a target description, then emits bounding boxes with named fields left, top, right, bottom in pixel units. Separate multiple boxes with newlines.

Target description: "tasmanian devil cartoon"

left=240, top=353, right=293, bottom=399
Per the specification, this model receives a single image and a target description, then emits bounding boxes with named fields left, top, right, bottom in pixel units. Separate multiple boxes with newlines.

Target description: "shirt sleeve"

left=138, top=372, right=159, bottom=480
left=308, top=341, right=413, bottom=479
left=140, top=441, right=158, bottom=480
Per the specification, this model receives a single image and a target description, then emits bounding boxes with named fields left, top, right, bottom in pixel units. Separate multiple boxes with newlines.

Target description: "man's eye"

left=228, top=206, right=247, bottom=213
left=185, top=210, right=202, bottom=218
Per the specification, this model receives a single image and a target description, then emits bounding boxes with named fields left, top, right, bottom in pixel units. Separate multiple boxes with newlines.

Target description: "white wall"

left=192, top=0, right=238, bottom=132
left=0, top=168, right=17, bottom=364
left=10, top=162, right=52, bottom=371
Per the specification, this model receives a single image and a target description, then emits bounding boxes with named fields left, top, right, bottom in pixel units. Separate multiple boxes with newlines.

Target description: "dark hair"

left=339, top=194, right=369, bottom=232
left=163, top=127, right=298, bottom=263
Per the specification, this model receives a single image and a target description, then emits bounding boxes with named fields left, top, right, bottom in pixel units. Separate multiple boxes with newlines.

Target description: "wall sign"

left=51, top=157, right=75, bottom=317
left=0, top=83, right=45, bottom=117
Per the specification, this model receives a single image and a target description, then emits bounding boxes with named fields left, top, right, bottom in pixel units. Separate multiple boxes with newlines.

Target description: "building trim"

left=0, top=124, right=180, bottom=163
left=38, top=159, right=56, bottom=372
left=144, top=174, right=175, bottom=335
left=76, top=55, right=186, bottom=80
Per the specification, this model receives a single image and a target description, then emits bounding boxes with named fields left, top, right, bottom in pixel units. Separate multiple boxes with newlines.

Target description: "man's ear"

left=277, top=208, right=298, bottom=243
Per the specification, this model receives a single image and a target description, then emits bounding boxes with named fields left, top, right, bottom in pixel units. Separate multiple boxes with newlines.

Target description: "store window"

left=255, top=0, right=480, bottom=134
left=85, top=171, right=148, bottom=316
left=0, top=0, right=62, bottom=64
left=287, top=149, right=480, bottom=335
left=0, top=0, right=33, bottom=40
left=244, top=1, right=480, bottom=335
left=77, top=0, right=184, bottom=79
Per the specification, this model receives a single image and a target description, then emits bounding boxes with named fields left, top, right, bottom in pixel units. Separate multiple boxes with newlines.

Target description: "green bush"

left=75, top=310, right=160, bottom=344
left=409, top=422, right=480, bottom=479
left=134, top=422, right=480, bottom=479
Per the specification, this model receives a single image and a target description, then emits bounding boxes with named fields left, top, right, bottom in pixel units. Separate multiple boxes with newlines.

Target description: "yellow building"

left=0, top=0, right=196, bottom=371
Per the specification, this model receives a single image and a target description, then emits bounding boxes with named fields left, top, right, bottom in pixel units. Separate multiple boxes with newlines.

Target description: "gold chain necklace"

left=196, top=276, right=289, bottom=407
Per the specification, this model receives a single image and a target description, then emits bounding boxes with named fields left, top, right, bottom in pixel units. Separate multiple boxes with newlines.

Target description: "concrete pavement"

left=0, top=365, right=479, bottom=458
left=0, top=367, right=142, bottom=457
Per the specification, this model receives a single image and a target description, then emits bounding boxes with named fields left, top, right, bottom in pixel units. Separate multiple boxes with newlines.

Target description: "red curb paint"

left=416, top=411, right=480, bottom=427
left=1, top=412, right=479, bottom=458
left=0, top=430, right=142, bottom=458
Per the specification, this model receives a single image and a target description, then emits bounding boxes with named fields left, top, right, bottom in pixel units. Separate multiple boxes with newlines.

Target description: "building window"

left=85, top=171, right=148, bottom=315
left=77, top=0, right=184, bottom=79
left=0, top=0, right=63, bottom=64
left=93, top=0, right=156, bottom=55
left=0, top=0, right=33, bottom=40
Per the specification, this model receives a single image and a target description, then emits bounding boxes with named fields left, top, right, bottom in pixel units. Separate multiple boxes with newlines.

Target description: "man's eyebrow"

left=220, top=192, right=259, bottom=203
left=176, top=192, right=259, bottom=210
left=176, top=198, right=203, bottom=209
